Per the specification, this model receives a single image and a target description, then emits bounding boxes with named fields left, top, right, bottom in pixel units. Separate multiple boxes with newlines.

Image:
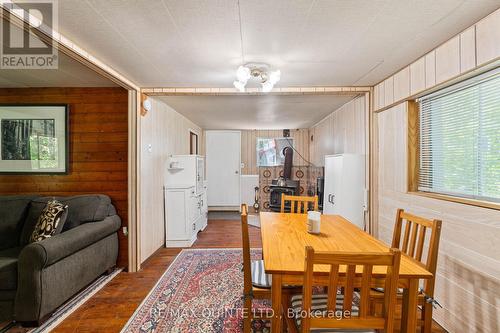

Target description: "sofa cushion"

left=0, top=247, right=22, bottom=291
left=0, top=196, right=37, bottom=250
left=29, top=200, right=68, bottom=243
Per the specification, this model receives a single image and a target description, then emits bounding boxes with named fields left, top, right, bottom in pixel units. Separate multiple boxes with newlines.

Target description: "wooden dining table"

left=260, top=212, right=433, bottom=333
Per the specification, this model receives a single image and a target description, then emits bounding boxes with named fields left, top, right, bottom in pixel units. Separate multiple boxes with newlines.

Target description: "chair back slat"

left=326, top=264, right=339, bottom=312
left=240, top=204, right=253, bottom=298
left=392, top=209, right=442, bottom=296
left=281, top=194, right=318, bottom=213
left=401, top=220, right=412, bottom=253
left=359, top=264, right=373, bottom=318
left=408, top=222, right=419, bottom=257
left=343, top=265, right=356, bottom=313
left=415, top=225, right=426, bottom=261
left=301, top=246, right=401, bottom=333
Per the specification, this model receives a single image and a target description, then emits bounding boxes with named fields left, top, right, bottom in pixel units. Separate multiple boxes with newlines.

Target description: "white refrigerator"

left=323, top=154, right=367, bottom=230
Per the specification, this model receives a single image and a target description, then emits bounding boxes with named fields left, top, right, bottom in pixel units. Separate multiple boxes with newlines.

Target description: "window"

left=417, top=68, right=500, bottom=203
left=256, top=137, right=293, bottom=167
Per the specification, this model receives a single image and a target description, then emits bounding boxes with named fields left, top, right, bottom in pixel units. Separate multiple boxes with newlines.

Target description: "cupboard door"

left=460, top=26, right=476, bottom=73
left=196, top=157, right=204, bottom=194
left=476, top=9, right=500, bottom=65
left=435, top=36, right=460, bottom=84
left=166, top=190, right=187, bottom=240
left=425, top=51, right=436, bottom=88
left=393, top=67, right=410, bottom=102
left=410, top=57, right=426, bottom=95
left=377, top=82, right=385, bottom=109
left=384, top=76, right=394, bottom=106
left=323, top=156, right=343, bottom=215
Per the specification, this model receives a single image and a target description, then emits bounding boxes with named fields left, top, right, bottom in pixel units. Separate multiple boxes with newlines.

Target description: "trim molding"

left=142, top=86, right=370, bottom=96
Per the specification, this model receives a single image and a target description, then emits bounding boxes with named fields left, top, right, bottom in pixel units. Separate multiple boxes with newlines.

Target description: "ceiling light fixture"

left=233, top=63, right=281, bottom=92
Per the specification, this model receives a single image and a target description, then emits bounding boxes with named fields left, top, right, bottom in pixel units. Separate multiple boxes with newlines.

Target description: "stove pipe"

left=282, top=146, right=293, bottom=180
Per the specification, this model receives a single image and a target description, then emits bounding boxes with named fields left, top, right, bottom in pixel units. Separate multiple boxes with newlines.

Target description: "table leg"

left=271, top=274, right=283, bottom=333
left=401, top=279, right=419, bottom=333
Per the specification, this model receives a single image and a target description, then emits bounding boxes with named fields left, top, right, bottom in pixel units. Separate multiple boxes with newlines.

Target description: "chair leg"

left=421, top=302, right=433, bottom=333
left=243, top=298, right=252, bottom=333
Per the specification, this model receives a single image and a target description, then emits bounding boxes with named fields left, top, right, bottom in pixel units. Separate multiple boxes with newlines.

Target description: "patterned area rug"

left=121, top=249, right=271, bottom=333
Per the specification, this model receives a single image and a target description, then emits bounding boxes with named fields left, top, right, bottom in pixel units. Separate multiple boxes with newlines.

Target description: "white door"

left=206, top=131, right=241, bottom=207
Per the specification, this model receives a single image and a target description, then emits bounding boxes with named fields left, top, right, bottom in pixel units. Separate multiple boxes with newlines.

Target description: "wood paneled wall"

left=374, top=8, right=500, bottom=111
left=0, top=87, right=129, bottom=268
left=139, top=97, right=202, bottom=263
left=372, top=8, right=500, bottom=332
left=309, top=96, right=366, bottom=166
left=240, top=128, right=310, bottom=175
left=375, top=103, right=500, bottom=333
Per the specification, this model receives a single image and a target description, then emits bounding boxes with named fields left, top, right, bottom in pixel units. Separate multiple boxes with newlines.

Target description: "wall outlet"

left=122, top=226, right=128, bottom=236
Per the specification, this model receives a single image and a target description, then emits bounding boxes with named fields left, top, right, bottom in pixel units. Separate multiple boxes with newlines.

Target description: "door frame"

left=205, top=130, right=241, bottom=209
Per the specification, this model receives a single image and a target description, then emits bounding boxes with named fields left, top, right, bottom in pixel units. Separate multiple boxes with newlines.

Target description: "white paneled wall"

left=309, top=95, right=366, bottom=166
left=376, top=103, right=500, bottom=333
left=373, top=7, right=500, bottom=332
left=140, top=98, right=202, bottom=263
left=373, top=8, right=500, bottom=111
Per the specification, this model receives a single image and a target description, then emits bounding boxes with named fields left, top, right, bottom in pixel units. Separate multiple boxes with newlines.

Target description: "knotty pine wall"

left=0, top=87, right=129, bottom=268
left=240, top=128, right=310, bottom=175
left=309, top=95, right=366, bottom=166
left=373, top=9, right=500, bottom=333
left=140, top=97, right=202, bottom=263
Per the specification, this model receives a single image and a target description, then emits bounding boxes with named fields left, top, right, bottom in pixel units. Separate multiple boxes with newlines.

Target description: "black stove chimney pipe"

left=282, top=146, right=293, bottom=180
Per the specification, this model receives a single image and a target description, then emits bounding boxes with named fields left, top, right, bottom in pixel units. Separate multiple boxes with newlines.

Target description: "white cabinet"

left=476, top=9, right=500, bottom=66
left=164, top=185, right=208, bottom=247
left=435, top=36, right=460, bottom=84
left=164, top=186, right=198, bottom=247
left=165, top=155, right=207, bottom=248
left=167, top=155, right=205, bottom=195
left=323, top=154, right=366, bottom=230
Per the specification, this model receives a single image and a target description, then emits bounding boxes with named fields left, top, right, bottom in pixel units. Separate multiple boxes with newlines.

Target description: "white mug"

left=307, top=211, right=321, bottom=234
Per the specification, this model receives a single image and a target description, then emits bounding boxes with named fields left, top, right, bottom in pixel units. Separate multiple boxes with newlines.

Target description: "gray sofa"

left=0, top=194, right=120, bottom=325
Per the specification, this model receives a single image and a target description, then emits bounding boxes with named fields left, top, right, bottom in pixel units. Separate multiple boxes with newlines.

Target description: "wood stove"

left=268, top=146, right=300, bottom=212
left=269, top=179, right=300, bottom=212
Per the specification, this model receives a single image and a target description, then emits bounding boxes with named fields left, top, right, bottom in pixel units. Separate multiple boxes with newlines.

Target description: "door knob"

left=235, top=170, right=239, bottom=174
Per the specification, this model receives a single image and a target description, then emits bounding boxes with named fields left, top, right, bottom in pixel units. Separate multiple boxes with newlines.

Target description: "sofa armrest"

left=15, top=215, right=120, bottom=322
left=18, top=215, right=121, bottom=269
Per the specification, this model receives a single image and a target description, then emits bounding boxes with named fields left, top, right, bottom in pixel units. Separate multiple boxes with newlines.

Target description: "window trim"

left=407, top=101, right=500, bottom=211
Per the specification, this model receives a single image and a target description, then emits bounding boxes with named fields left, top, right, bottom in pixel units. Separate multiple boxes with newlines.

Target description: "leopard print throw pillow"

left=29, top=200, right=68, bottom=243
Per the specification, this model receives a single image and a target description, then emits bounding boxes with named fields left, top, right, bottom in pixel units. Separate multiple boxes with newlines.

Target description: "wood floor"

left=38, top=220, right=445, bottom=332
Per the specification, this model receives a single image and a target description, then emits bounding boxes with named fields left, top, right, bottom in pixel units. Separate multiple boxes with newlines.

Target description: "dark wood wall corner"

left=0, top=87, right=130, bottom=268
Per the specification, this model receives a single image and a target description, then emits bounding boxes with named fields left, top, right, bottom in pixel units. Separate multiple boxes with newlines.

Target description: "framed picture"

left=0, top=105, right=69, bottom=174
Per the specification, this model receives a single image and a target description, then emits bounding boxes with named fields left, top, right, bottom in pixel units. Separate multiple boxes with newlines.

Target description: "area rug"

left=0, top=268, right=122, bottom=333
left=121, top=248, right=271, bottom=333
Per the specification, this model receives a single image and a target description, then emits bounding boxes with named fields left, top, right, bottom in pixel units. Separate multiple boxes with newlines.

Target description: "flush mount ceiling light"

left=233, top=63, right=281, bottom=93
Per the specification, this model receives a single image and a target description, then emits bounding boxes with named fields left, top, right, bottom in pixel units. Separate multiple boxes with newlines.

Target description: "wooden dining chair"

left=287, top=246, right=401, bottom=333
left=281, top=194, right=318, bottom=213
left=241, top=204, right=272, bottom=332
left=371, top=208, right=442, bottom=333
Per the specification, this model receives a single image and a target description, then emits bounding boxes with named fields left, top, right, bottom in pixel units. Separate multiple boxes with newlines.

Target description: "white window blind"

left=418, top=68, right=500, bottom=203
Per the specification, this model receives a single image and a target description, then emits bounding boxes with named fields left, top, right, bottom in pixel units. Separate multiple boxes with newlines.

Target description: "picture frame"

left=0, top=104, right=69, bottom=174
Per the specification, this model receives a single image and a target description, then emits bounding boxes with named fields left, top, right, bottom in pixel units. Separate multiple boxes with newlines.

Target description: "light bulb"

left=233, top=80, right=246, bottom=92
left=269, top=70, right=281, bottom=85
left=236, top=66, right=251, bottom=83
left=261, top=81, right=274, bottom=93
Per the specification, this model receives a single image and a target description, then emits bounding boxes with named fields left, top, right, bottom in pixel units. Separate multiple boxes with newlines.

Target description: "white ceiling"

left=156, top=94, right=357, bottom=129
left=0, top=22, right=116, bottom=88
left=0, top=52, right=117, bottom=87
left=56, top=0, right=500, bottom=87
